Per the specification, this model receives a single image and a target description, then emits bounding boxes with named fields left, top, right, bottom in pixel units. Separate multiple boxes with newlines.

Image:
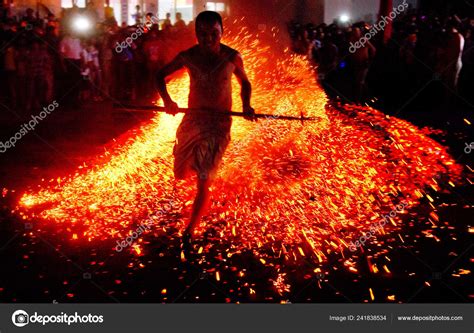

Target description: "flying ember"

left=15, top=22, right=463, bottom=282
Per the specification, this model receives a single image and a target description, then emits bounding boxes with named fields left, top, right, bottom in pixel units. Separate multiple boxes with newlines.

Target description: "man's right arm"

left=156, top=54, right=185, bottom=115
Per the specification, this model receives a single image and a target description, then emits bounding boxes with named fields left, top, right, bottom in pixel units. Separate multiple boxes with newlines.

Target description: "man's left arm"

left=232, top=52, right=256, bottom=120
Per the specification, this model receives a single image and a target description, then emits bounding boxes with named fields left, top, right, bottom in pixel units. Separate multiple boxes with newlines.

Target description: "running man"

left=156, top=11, right=255, bottom=240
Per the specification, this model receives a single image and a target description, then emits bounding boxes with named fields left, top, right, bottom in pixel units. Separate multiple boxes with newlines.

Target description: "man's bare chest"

left=185, top=55, right=235, bottom=77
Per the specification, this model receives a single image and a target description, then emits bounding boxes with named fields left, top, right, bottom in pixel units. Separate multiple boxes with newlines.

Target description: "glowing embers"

left=17, top=25, right=462, bottom=278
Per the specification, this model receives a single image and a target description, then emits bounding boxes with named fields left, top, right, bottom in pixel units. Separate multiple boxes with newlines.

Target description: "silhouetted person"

left=161, top=12, right=172, bottom=30
left=437, top=20, right=464, bottom=91
left=348, top=27, right=376, bottom=103
left=143, top=30, right=164, bottom=97
left=174, top=12, right=186, bottom=31
left=59, top=32, right=83, bottom=105
left=156, top=11, right=256, bottom=241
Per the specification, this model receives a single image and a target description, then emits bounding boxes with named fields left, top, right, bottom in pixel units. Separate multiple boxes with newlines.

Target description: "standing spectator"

left=27, top=41, right=52, bottom=111
left=133, top=35, right=148, bottom=100
left=114, top=29, right=136, bottom=100
left=161, top=12, right=172, bottom=30
left=43, top=25, right=60, bottom=101
left=3, top=43, right=17, bottom=108
left=348, top=27, right=376, bottom=103
left=1, top=20, right=17, bottom=106
left=174, top=12, right=186, bottom=31
left=59, top=32, right=83, bottom=105
left=458, top=28, right=473, bottom=103
left=144, top=12, right=158, bottom=31
left=315, top=36, right=339, bottom=97
left=143, top=30, right=164, bottom=98
left=46, top=13, right=59, bottom=35
left=310, top=31, right=324, bottom=61
left=80, top=40, right=102, bottom=101
left=100, top=26, right=116, bottom=97
left=437, top=20, right=464, bottom=91
left=133, top=5, right=143, bottom=25
left=292, top=27, right=310, bottom=55
left=104, top=6, right=118, bottom=28
left=21, top=8, right=39, bottom=27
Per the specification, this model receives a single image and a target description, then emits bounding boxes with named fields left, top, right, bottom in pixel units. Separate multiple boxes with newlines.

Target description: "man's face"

left=196, top=22, right=222, bottom=52
left=352, top=27, right=361, bottom=39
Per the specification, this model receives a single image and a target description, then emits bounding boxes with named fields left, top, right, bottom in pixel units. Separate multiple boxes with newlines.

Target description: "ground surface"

left=0, top=93, right=472, bottom=303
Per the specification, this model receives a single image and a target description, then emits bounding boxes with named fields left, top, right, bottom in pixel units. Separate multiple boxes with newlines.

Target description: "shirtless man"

left=156, top=11, right=255, bottom=241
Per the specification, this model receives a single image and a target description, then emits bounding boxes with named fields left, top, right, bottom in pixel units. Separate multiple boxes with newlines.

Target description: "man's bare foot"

left=181, top=228, right=195, bottom=253
left=183, top=225, right=195, bottom=240
left=182, top=232, right=192, bottom=246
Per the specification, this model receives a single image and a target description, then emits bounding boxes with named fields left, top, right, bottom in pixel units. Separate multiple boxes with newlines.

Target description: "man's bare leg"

left=184, top=177, right=211, bottom=238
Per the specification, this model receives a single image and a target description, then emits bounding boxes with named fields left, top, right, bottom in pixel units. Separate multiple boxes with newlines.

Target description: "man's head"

left=446, top=18, right=460, bottom=32
left=195, top=11, right=223, bottom=52
left=351, top=27, right=361, bottom=39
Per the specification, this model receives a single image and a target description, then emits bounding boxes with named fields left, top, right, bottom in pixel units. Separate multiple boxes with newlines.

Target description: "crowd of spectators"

left=289, top=10, right=474, bottom=109
left=1, top=6, right=473, bottom=115
left=0, top=6, right=195, bottom=113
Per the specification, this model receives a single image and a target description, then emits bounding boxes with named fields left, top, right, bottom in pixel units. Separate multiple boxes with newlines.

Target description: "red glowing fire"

left=16, top=23, right=463, bottom=288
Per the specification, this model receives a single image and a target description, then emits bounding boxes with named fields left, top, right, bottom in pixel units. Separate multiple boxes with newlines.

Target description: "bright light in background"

left=159, top=0, right=194, bottom=24
left=206, top=2, right=225, bottom=11
left=61, top=0, right=85, bottom=8
left=339, top=14, right=350, bottom=23
left=72, top=16, right=92, bottom=32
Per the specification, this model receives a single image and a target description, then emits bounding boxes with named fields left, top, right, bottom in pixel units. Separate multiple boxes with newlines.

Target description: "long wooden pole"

left=113, top=104, right=320, bottom=121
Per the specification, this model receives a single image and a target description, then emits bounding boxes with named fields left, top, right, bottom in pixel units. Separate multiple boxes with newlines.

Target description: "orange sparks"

left=369, top=288, right=375, bottom=301
left=133, top=245, right=142, bottom=255
left=14, top=22, right=463, bottom=280
left=272, top=273, right=290, bottom=295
